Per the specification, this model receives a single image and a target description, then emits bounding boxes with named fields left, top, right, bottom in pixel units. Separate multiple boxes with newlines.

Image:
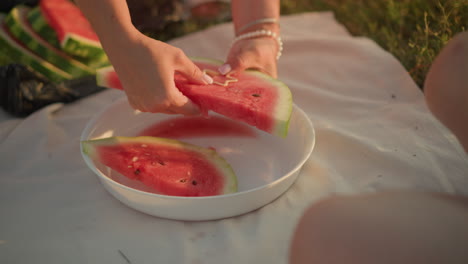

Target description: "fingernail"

left=218, top=64, right=231, bottom=75
left=202, top=73, right=213, bottom=84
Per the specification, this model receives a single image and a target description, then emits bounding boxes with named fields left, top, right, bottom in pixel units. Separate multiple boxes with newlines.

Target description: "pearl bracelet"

left=232, top=29, right=283, bottom=60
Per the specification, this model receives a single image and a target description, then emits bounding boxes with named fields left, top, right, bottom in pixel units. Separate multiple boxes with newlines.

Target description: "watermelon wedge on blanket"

left=96, top=58, right=293, bottom=137
left=0, top=17, right=72, bottom=82
left=82, top=136, right=238, bottom=197
left=28, top=1, right=108, bottom=67
left=5, top=6, right=95, bottom=78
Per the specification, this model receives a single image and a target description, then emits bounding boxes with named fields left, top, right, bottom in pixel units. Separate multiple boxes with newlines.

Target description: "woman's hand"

left=220, top=36, right=279, bottom=78
left=74, top=0, right=213, bottom=115
left=107, top=30, right=212, bottom=115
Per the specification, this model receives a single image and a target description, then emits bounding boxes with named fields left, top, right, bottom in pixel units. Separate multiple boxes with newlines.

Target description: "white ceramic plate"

left=81, top=97, right=315, bottom=221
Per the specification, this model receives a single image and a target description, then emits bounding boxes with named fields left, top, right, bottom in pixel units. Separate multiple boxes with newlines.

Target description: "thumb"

left=221, top=51, right=254, bottom=75
left=176, top=55, right=213, bottom=85
left=166, top=84, right=201, bottom=116
left=221, top=50, right=277, bottom=78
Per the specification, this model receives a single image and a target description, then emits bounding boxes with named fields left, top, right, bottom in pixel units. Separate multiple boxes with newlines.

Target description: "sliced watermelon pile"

left=0, top=15, right=72, bottom=82
left=82, top=136, right=238, bottom=197
left=96, top=58, right=293, bottom=137
left=0, top=1, right=109, bottom=82
left=5, top=6, right=95, bottom=78
left=28, top=0, right=109, bottom=68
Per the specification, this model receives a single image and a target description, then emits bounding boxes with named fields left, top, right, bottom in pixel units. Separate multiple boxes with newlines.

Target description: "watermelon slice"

left=82, top=136, right=238, bottom=197
left=5, top=6, right=95, bottom=78
left=28, top=2, right=109, bottom=67
left=0, top=17, right=72, bottom=82
left=96, top=58, right=293, bottom=137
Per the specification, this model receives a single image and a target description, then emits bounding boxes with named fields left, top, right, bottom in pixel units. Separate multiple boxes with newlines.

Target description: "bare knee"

left=424, top=31, right=468, bottom=151
left=289, top=192, right=468, bottom=264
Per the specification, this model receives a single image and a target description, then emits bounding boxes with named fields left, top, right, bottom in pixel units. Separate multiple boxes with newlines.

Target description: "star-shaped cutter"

left=203, top=69, right=238, bottom=87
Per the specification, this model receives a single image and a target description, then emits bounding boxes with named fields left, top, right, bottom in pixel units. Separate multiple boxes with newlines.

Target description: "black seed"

left=252, top=94, right=261, bottom=97
left=158, top=161, right=165, bottom=165
left=192, top=180, right=197, bottom=185
left=134, top=169, right=140, bottom=175
left=180, top=179, right=187, bottom=183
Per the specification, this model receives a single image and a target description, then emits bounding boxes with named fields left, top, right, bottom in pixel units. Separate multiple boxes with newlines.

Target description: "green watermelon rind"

left=28, top=6, right=59, bottom=47
left=189, top=56, right=224, bottom=66
left=27, top=6, right=109, bottom=68
left=82, top=136, right=238, bottom=195
left=0, top=17, right=72, bottom=82
left=6, top=6, right=95, bottom=78
left=60, top=33, right=111, bottom=68
left=246, top=71, right=293, bottom=137
left=95, top=65, right=114, bottom=87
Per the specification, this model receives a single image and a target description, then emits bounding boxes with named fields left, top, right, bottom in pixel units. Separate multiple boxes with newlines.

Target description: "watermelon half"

left=96, top=58, right=293, bottom=137
left=28, top=1, right=109, bottom=67
left=82, top=136, right=238, bottom=197
left=0, top=16, right=72, bottom=82
left=5, top=6, right=95, bottom=78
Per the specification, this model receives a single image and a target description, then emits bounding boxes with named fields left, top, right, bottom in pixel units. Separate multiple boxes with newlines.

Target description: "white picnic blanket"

left=1, top=12, right=467, bottom=264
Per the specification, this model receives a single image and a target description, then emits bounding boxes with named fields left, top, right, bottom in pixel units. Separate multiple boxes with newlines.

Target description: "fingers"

left=223, top=45, right=256, bottom=74
left=175, top=50, right=213, bottom=85
left=125, top=80, right=200, bottom=115
left=166, top=87, right=201, bottom=116
left=220, top=38, right=278, bottom=78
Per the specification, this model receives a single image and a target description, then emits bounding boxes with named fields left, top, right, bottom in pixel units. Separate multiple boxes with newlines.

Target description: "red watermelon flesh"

left=82, top=137, right=237, bottom=197
left=175, top=62, right=278, bottom=134
left=96, top=58, right=293, bottom=137
left=138, top=116, right=256, bottom=138
left=40, top=0, right=99, bottom=43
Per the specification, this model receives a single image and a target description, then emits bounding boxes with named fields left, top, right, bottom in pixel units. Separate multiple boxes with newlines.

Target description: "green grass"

left=280, top=0, right=468, bottom=88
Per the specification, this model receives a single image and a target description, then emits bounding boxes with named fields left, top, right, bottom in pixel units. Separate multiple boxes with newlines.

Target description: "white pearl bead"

left=232, top=29, right=283, bottom=60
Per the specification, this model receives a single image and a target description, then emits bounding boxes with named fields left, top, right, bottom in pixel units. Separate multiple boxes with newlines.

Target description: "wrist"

left=232, top=29, right=283, bottom=60
left=236, top=17, right=280, bottom=36
left=102, top=22, right=140, bottom=43
left=100, top=24, right=144, bottom=52
left=237, top=23, right=279, bottom=36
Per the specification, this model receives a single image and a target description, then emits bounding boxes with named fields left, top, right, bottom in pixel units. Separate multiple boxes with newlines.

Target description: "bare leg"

left=425, top=31, right=468, bottom=152
left=289, top=192, right=468, bottom=264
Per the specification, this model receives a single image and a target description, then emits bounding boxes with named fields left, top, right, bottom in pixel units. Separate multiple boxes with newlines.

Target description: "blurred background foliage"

left=129, top=0, right=467, bottom=88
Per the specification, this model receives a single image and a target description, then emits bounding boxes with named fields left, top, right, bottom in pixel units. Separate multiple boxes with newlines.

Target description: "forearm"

left=231, top=0, right=280, bottom=35
left=74, top=0, right=138, bottom=50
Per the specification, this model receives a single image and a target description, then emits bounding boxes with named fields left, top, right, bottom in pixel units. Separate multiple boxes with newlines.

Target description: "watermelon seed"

left=132, top=157, right=139, bottom=162
left=144, top=153, right=150, bottom=156
left=158, top=161, right=165, bottom=165
left=192, top=180, right=197, bottom=185
left=141, top=144, right=147, bottom=148
left=134, top=169, right=141, bottom=175
left=180, top=179, right=187, bottom=183
left=252, top=94, right=261, bottom=97
left=128, top=165, right=133, bottom=168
